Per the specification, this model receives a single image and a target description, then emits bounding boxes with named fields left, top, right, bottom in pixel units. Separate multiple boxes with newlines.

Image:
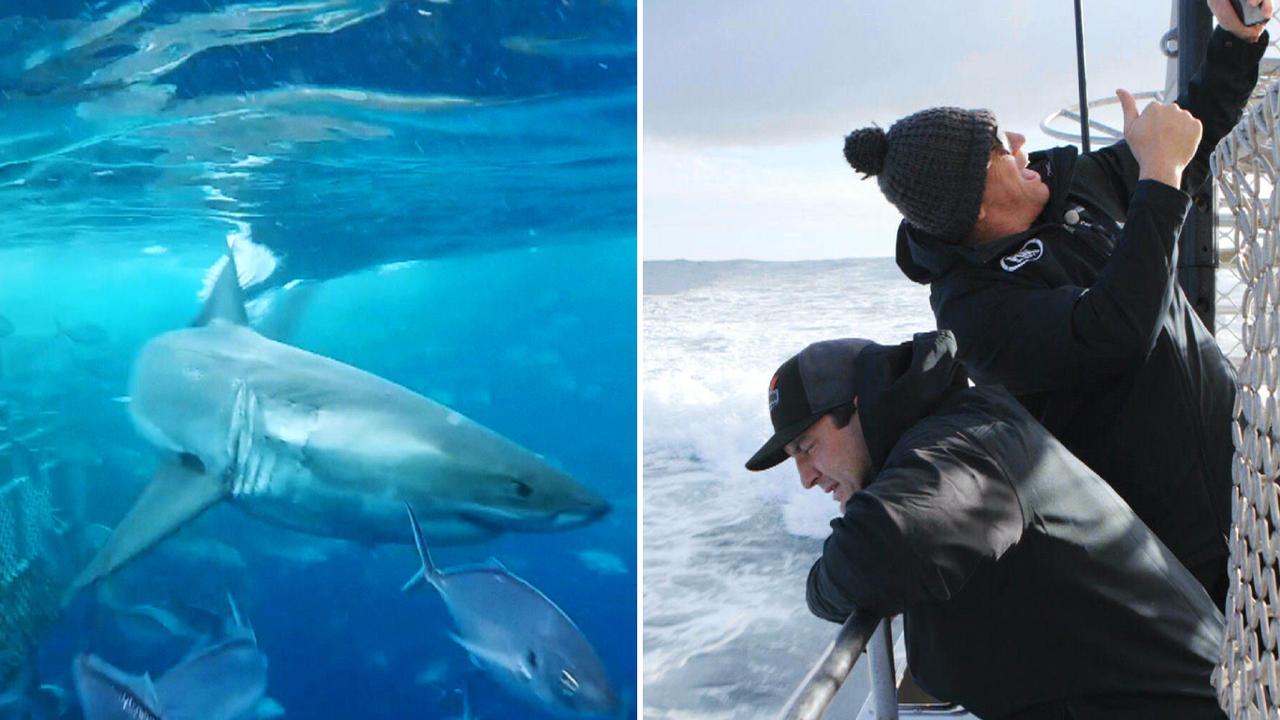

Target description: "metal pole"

left=867, top=619, right=899, bottom=720
left=778, top=609, right=881, bottom=720
left=1074, top=0, right=1091, bottom=153
left=1177, top=0, right=1217, bottom=330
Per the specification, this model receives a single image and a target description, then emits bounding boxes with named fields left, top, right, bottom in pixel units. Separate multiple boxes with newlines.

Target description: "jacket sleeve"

left=1074, top=27, right=1266, bottom=217
left=806, top=438, right=1024, bottom=623
left=945, top=180, right=1190, bottom=394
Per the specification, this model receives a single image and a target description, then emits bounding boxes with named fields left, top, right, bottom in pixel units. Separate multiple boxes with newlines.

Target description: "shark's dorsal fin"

left=194, top=253, right=249, bottom=327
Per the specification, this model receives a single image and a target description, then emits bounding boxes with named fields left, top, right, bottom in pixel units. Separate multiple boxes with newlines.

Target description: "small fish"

left=402, top=504, right=618, bottom=717
left=577, top=550, right=628, bottom=576
left=253, top=696, right=286, bottom=719
left=414, top=658, right=451, bottom=687
left=13, top=426, right=50, bottom=444
left=98, top=595, right=225, bottom=647
left=499, top=35, right=633, bottom=60
left=55, top=318, right=109, bottom=345
left=74, top=595, right=267, bottom=720
left=159, top=537, right=248, bottom=573
left=0, top=661, right=65, bottom=720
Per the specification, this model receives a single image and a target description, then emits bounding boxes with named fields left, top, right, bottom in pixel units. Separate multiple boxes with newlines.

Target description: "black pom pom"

left=843, top=126, right=888, bottom=178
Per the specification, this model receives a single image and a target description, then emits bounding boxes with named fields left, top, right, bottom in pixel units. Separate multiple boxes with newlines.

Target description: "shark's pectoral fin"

left=68, top=458, right=227, bottom=599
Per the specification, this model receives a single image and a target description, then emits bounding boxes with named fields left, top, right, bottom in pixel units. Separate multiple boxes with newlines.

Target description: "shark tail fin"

left=65, top=457, right=226, bottom=605
left=194, top=252, right=249, bottom=327
left=402, top=503, right=440, bottom=591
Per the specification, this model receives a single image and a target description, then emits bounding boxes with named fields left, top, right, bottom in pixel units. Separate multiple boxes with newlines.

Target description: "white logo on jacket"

left=1000, top=239, right=1044, bottom=272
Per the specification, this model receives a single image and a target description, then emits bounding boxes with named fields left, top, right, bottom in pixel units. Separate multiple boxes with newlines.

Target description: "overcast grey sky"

left=643, top=1, right=1188, bottom=260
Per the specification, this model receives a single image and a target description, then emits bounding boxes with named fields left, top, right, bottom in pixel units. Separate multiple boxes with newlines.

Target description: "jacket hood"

left=894, top=145, right=1080, bottom=284
left=855, top=331, right=969, bottom=474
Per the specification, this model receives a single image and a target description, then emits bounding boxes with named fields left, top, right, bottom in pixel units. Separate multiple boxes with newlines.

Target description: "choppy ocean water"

left=0, top=2, right=636, bottom=718
left=642, top=259, right=933, bottom=720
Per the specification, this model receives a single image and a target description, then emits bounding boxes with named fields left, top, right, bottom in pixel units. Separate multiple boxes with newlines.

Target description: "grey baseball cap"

left=745, top=339, right=873, bottom=471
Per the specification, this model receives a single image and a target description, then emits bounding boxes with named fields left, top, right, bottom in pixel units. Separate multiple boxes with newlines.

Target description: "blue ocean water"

left=0, top=2, right=635, bottom=718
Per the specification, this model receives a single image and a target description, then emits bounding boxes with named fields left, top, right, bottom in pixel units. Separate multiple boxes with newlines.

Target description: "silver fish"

left=56, top=318, right=109, bottom=346
left=403, top=504, right=618, bottom=717
left=74, top=595, right=266, bottom=720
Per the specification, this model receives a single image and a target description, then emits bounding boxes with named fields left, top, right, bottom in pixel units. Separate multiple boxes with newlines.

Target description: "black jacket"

left=807, top=332, right=1224, bottom=720
left=895, top=28, right=1266, bottom=582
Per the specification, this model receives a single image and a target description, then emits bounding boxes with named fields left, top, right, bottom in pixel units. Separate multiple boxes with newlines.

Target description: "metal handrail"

left=777, top=609, right=890, bottom=720
left=866, top=620, right=898, bottom=720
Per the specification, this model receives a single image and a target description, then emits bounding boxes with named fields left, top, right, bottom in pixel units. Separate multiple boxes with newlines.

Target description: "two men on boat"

left=746, top=1, right=1274, bottom=717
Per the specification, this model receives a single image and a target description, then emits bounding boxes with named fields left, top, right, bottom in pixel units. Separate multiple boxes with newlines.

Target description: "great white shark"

left=70, top=253, right=609, bottom=594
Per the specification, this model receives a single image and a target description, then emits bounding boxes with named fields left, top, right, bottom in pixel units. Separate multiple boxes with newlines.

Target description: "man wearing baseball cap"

left=839, top=1, right=1273, bottom=608
left=747, top=331, right=1225, bottom=719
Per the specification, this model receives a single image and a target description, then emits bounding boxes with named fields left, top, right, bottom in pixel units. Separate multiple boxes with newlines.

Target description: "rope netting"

left=0, top=442, right=62, bottom=694
left=1214, top=78, right=1280, bottom=717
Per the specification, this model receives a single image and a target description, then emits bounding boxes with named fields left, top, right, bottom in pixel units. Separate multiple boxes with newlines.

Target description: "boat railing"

left=779, top=612, right=975, bottom=719
left=777, top=609, right=895, bottom=720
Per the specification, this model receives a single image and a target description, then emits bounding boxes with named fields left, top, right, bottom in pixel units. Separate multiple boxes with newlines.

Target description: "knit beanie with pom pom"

left=844, top=107, right=998, bottom=242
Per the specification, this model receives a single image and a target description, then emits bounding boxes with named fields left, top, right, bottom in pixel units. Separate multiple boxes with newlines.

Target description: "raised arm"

left=1077, top=3, right=1269, bottom=216
left=946, top=106, right=1199, bottom=394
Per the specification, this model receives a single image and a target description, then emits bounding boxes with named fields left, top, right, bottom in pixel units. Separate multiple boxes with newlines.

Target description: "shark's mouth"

left=459, top=505, right=607, bottom=532
left=459, top=508, right=549, bottom=531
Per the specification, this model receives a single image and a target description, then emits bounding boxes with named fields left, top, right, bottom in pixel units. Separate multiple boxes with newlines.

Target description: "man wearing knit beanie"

left=843, top=0, right=1272, bottom=609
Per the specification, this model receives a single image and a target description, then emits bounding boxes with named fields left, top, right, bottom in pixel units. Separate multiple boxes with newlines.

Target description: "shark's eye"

left=560, top=669, right=580, bottom=695
left=526, top=650, right=538, bottom=668
left=512, top=480, right=533, bottom=498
